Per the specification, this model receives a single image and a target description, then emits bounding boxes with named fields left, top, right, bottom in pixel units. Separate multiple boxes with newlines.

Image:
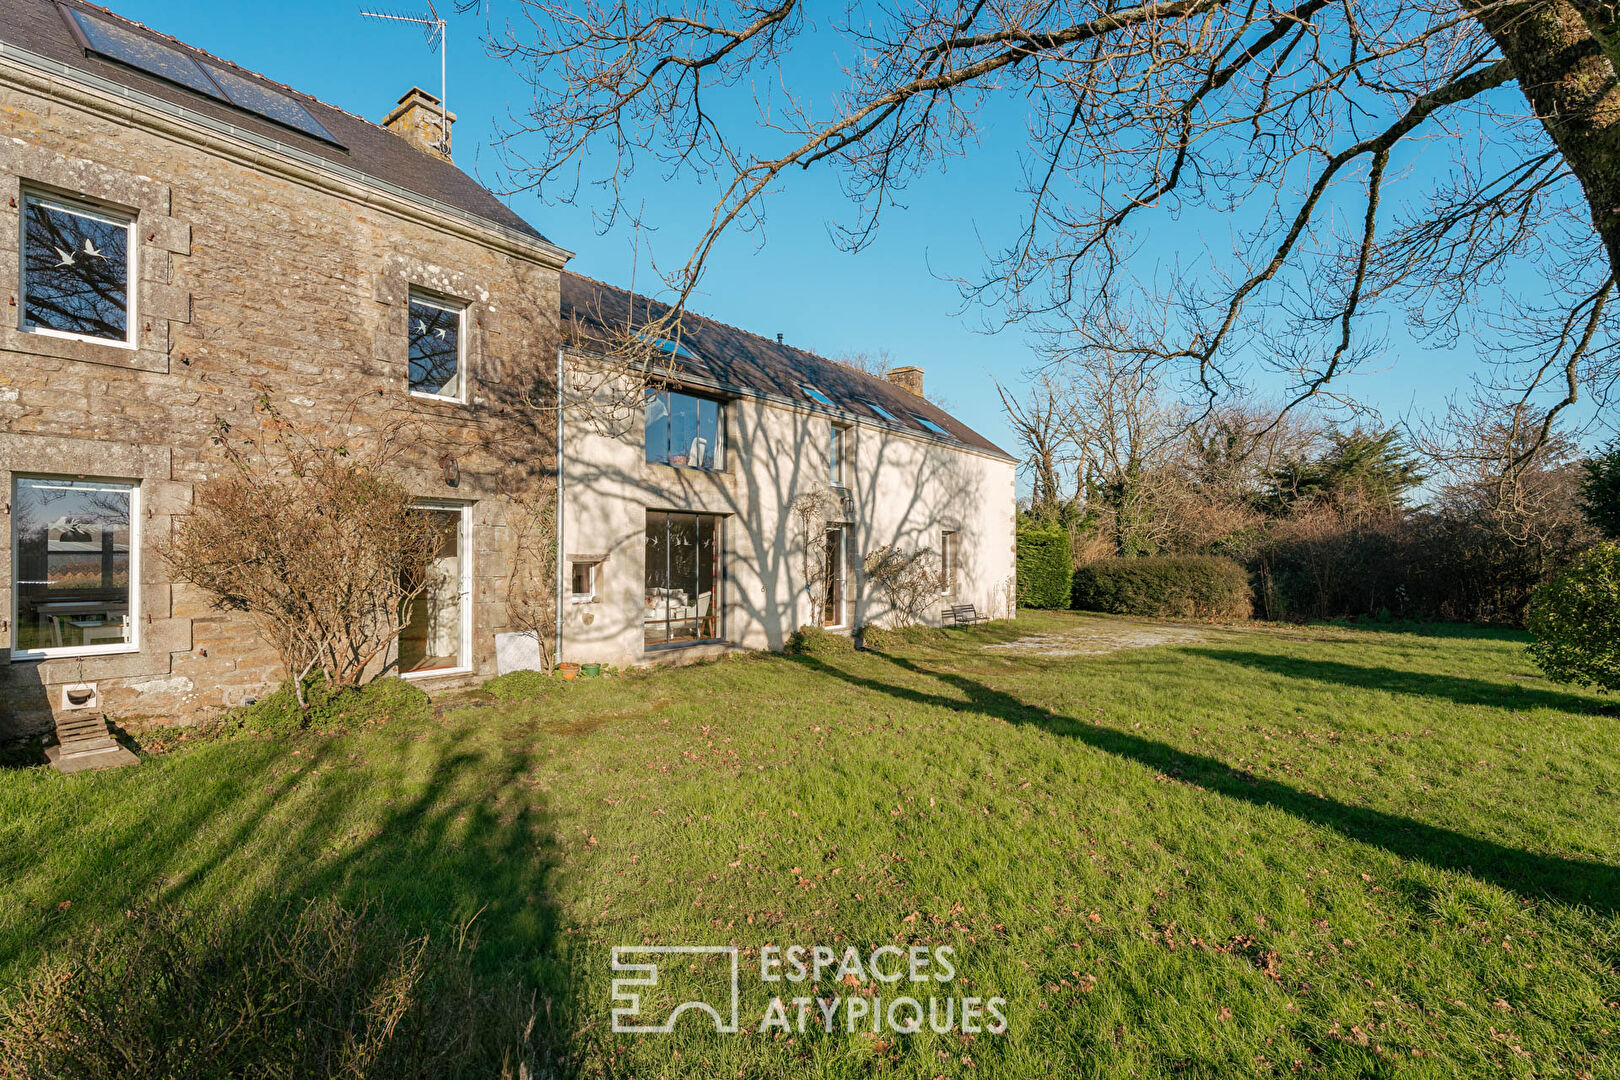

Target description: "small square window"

left=571, top=560, right=598, bottom=602
left=408, top=292, right=465, bottom=400
left=20, top=191, right=135, bottom=346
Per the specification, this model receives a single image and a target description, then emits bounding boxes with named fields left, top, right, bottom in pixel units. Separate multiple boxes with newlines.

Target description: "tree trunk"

left=1469, top=0, right=1620, bottom=277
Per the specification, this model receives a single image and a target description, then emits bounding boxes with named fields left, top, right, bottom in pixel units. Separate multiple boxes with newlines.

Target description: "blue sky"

left=101, top=1, right=1575, bottom=472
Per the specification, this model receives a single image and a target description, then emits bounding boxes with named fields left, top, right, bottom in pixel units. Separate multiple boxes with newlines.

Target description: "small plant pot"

left=668, top=454, right=690, bottom=467
left=558, top=663, right=582, bottom=680
left=581, top=663, right=602, bottom=678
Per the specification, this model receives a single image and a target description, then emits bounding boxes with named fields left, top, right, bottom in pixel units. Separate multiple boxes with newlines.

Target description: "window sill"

left=23, top=326, right=138, bottom=350
left=10, top=643, right=139, bottom=663
left=401, top=665, right=474, bottom=681
left=644, top=638, right=726, bottom=652
left=570, top=595, right=598, bottom=605
left=409, top=390, right=468, bottom=407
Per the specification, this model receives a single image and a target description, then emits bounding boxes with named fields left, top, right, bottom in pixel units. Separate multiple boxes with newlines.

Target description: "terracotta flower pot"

left=558, top=663, right=581, bottom=680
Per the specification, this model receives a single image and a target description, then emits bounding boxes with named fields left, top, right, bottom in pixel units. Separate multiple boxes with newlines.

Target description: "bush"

left=1527, top=541, right=1620, bottom=692
left=0, top=899, right=558, bottom=1079
left=861, top=545, right=940, bottom=627
left=1072, top=555, right=1252, bottom=619
left=230, top=675, right=432, bottom=736
left=483, top=668, right=556, bottom=701
left=1017, top=526, right=1073, bottom=609
left=858, top=624, right=945, bottom=651
left=786, top=624, right=855, bottom=656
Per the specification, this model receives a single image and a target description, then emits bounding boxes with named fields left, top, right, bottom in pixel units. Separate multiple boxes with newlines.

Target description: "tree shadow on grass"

left=1184, top=648, right=1613, bottom=714
left=0, top=722, right=591, bottom=1071
left=791, top=653, right=1620, bottom=916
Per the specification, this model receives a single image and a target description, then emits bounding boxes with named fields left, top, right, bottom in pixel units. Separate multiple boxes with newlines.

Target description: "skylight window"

left=915, top=416, right=952, bottom=438
left=633, top=332, right=701, bottom=362
left=802, top=384, right=836, bottom=408
left=865, top=400, right=897, bottom=422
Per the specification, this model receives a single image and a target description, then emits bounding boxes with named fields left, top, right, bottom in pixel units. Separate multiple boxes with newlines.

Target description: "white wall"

left=558, top=355, right=1017, bottom=667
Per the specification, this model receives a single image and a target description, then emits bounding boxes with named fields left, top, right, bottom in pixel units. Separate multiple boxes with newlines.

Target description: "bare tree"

left=998, top=372, right=1080, bottom=515
left=482, top=0, right=1619, bottom=461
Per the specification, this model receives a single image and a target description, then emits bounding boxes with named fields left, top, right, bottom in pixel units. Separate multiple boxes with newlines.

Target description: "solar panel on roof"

left=68, top=9, right=226, bottom=100
left=203, top=63, right=337, bottom=144
left=64, top=8, right=342, bottom=146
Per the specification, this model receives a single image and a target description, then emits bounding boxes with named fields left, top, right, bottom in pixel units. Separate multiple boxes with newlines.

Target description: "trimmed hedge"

left=1017, top=526, right=1074, bottom=609
left=1527, top=541, right=1620, bottom=692
left=1072, top=556, right=1252, bottom=620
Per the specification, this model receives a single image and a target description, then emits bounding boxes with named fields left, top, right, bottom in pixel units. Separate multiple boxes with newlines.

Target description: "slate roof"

left=561, top=272, right=1012, bottom=460
left=0, top=0, right=554, bottom=249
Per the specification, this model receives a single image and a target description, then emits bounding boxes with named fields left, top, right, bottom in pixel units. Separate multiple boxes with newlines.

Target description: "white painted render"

left=557, top=354, right=1018, bottom=668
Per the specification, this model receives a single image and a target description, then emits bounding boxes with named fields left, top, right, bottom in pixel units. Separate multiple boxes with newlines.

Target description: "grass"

left=2, top=611, right=1618, bottom=1077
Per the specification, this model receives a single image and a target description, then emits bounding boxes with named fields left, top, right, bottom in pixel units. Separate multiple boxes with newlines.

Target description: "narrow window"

left=399, top=504, right=470, bottom=674
left=570, top=560, right=598, bottom=602
left=408, top=292, right=465, bottom=400
left=20, top=191, right=135, bottom=346
left=644, top=511, right=722, bottom=647
left=11, top=476, right=139, bottom=659
left=829, top=422, right=850, bottom=486
left=940, top=529, right=959, bottom=597
left=823, top=526, right=846, bottom=628
left=645, top=389, right=723, bottom=470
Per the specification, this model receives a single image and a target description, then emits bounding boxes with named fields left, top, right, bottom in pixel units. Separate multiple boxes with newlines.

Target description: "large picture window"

left=399, top=505, right=470, bottom=675
left=645, top=389, right=723, bottom=470
left=644, top=511, right=722, bottom=647
left=11, top=476, right=138, bottom=659
left=408, top=292, right=465, bottom=400
left=20, top=191, right=135, bottom=346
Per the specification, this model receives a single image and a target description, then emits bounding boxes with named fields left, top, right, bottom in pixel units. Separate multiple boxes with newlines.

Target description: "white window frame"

left=400, top=500, right=474, bottom=680
left=940, top=529, right=959, bottom=597
left=570, top=560, right=598, bottom=604
left=9, top=474, right=141, bottom=662
left=406, top=290, right=468, bottom=404
left=829, top=421, right=850, bottom=487
left=823, top=525, right=848, bottom=629
left=18, top=189, right=139, bottom=350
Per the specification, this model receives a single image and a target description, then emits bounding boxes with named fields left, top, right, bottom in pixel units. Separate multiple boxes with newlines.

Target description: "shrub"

left=1072, top=555, right=1252, bottom=619
left=1017, top=526, right=1073, bottom=609
left=858, top=624, right=945, bottom=651
left=0, top=899, right=557, bottom=1079
left=166, top=397, right=441, bottom=702
left=786, top=624, right=855, bottom=656
left=1527, top=541, right=1620, bottom=692
left=483, top=668, right=556, bottom=701
left=230, top=676, right=432, bottom=736
left=862, top=545, right=940, bottom=627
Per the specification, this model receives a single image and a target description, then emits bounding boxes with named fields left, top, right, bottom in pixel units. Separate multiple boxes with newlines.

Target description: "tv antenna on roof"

left=359, top=1, right=450, bottom=156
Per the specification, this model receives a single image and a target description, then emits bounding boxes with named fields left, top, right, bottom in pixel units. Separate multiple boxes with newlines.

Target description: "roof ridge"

left=64, top=0, right=404, bottom=138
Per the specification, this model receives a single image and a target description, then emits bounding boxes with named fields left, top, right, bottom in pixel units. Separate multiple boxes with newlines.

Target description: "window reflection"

left=22, top=194, right=132, bottom=343
left=12, top=476, right=136, bottom=655
left=408, top=294, right=463, bottom=399
left=645, top=389, right=722, bottom=469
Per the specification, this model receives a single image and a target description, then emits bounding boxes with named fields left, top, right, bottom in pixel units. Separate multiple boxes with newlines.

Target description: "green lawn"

left=3, top=612, right=1618, bottom=1077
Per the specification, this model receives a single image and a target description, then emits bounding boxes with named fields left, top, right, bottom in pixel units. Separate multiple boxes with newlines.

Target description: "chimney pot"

left=886, top=365, right=924, bottom=397
left=383, top=86, right=455, bottom=163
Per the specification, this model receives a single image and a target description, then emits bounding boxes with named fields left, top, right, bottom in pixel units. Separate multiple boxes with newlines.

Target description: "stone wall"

left=0, top=67, right=563, bottom=737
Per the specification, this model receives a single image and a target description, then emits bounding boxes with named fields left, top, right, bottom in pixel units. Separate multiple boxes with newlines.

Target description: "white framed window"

left=822, top=525, right=847, bottom=629
left=399, top=502, right=472, bottom=677
left=940, top=529, right=959, bottom=597
left=570, top=560, right=598, bottom=603
left=407, top=291, right=466, bottom=401
left=10, top=475, right=140, bottom=661
left=19, top=190, right=137, bottom=348
left=829, top=422, right=850, bottom=487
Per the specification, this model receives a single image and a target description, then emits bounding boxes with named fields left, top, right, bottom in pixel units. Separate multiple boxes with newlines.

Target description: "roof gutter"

left=0, top=41, right=573, bottom=269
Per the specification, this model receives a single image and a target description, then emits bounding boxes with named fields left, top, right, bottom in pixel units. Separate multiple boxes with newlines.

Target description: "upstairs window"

left=829, top=421, right=850, bottom=486
left=408, top=292, right=465, bottom=401
left=915, top=416, right=952, bottom=438
left=865, top=401, right=897, bottom=422
left=802, top=384, right=836, bottom=408
left=646, top=389, right=723, bottom=470
left=20, top=191, right=134, bottom=346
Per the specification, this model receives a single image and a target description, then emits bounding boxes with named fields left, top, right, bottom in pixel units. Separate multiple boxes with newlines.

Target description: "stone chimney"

left=886, top=365, right=924, bottom=397
left=383, top=87, right=455, bottom=163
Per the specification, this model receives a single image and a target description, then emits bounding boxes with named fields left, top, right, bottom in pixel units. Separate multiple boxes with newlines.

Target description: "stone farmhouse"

left=0, top=0, right=1015, bottom=747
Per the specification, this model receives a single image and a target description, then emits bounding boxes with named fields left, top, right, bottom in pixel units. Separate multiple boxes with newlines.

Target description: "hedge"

left=1017, top=526, right=1073, bottom=609
left=1071, top=555, right=1252, bottom=619
left=1527, top=541, right=1620, bottom=692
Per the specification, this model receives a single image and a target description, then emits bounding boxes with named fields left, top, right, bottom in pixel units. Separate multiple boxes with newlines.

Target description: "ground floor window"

left=11, top=475, right=138, bottom=659
left=399, top=504, right=470, bottom=675
left=823, top=526, right=846, bottom=628
left=941, top=529, right=959, bottom=597
left=645, top=511, right=722, bottom=647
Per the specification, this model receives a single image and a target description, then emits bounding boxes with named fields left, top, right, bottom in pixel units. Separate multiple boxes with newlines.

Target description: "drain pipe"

left=554, top=345, right=566, bottom=668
